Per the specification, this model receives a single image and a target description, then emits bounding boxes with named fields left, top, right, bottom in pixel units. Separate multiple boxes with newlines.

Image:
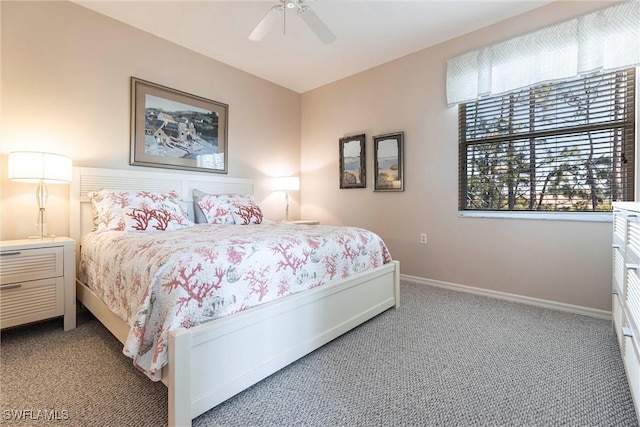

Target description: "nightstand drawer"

left=0, top=247, right=63, bottom=284
left=0, top=277, right=64, bottom=329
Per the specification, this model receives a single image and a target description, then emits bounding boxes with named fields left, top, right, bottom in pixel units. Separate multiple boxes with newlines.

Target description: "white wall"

left=300, top=1, right=621, bottom=311
left=0, top=1, right=301, bottom=239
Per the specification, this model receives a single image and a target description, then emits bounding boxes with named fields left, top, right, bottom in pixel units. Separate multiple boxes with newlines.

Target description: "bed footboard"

left=165, top=260, right=399, bottom=426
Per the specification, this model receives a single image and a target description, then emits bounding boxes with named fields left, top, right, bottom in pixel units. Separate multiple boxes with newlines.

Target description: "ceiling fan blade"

left=249, top=5, right=283, bottom=41
left=298, top=6, right=336, bottom=44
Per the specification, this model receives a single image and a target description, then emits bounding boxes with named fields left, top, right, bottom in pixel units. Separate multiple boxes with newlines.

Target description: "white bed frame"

left=70, top=167, right=400, bottom=427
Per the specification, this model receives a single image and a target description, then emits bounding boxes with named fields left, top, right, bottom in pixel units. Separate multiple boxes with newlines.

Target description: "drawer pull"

left=0, top=251, right=21, bottom=256
left=612, top=289, right=620, bottom=296
left=613, top=244, right=621, bottom=249
left=626, top=264, right=639, bottom=270
left=0, top=284, right=22, bottom=291
left=622, top=327, right=634, bottom=338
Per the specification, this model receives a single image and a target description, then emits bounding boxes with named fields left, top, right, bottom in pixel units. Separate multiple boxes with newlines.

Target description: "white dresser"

left=612, top=202, right=640, bottom=417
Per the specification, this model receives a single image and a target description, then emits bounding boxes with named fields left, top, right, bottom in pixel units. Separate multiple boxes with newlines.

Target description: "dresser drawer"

left=614, top=245, right=626, bottom=298
left=627, top=215, right=640, bottom=261
left=614, top=293, right=624, bottom=347
left=0, top=277, right=64, bottom=329
left=0, top=246, right=63, bottom=284
left=623, top=318, right=640, bottom=417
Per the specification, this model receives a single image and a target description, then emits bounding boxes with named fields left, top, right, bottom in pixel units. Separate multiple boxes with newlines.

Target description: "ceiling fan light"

left=285, top=0, right=297, bottom=9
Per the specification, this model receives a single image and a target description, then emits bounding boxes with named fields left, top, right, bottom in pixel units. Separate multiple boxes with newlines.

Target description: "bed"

left=70, top=167, right=400, bottom=427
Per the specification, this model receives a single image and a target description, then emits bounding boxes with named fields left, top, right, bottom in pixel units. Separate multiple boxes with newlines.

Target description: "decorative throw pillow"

left=193, top=189, right=248, bottom=224
left=230, top=198, right=264, bottom=225
left=89, top=189, right=193, bottom=232
left=122, top=204, right=193, bottom=232
left=194, top=190, right=257, bottom=225
left=196, top=194, right=237, bottom=225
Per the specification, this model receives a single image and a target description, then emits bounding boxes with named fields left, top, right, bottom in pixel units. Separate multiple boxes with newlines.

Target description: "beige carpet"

left=1, top=282, right=637, bottom=426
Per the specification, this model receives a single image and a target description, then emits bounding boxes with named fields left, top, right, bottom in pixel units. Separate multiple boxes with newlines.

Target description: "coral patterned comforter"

left=79, top=223, right=392, bottom=380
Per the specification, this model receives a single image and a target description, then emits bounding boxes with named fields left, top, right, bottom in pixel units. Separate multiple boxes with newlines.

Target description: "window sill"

left=458, top=211, right=612, bottom=222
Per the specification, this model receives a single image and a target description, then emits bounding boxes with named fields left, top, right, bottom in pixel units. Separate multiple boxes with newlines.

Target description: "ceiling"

left=74, top=0, right=555, bottom=93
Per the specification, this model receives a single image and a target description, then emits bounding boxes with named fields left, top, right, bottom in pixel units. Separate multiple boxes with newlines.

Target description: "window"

left=459, top=68, right=636, bottom=213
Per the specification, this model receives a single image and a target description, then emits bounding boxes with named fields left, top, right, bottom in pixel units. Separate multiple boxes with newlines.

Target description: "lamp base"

left=285, top=191, right=290, bottom=222
left=36, top=207, right=48, bottom=239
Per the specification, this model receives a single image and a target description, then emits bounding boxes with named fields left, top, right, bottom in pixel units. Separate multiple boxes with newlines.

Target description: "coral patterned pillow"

left=89, top=190, right=193, bottom=232
left=196, top=193, right=255, bottom=224
left=196, top=194, right=235, bottom=225
left=122, top=205, right=192, bottom=231
left=230, top=198, right=264, bottom=225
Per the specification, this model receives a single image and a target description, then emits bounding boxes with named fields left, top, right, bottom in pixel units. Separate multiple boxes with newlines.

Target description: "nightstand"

left=284, top=220, right=319, bottom=225
left=0, top=237, right=76, bottom=331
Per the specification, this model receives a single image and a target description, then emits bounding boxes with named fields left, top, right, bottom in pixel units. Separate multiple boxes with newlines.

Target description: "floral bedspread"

left=79, top=223, right=392, bottom=380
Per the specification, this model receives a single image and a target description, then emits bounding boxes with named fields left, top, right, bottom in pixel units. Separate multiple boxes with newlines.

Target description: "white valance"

left=446, top=1, right=640, bottom=106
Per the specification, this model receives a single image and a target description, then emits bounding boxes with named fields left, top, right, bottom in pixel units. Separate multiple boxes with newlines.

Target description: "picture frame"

left=130, top=77, right=229, bottom=174
left=374, top=132, right=404, bottom=192
left=339, top=134, right=366, bottom=189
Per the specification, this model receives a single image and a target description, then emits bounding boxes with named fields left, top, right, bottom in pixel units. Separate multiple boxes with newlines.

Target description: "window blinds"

left=459, top=69, right=635, bottom=212
left=446, top=1, right=640, bottom=106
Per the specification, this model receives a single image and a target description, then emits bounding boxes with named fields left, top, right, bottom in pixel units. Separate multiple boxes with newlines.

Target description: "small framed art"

left=339, top=134, right=366, bottom=189
left=374, top=132, right=404, bottom=192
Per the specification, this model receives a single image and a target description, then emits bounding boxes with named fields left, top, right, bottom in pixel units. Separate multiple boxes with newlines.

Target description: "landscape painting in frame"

left=374, top=132, right=404, bottom=191
left=339, top=134, right=366, bottom=189
left=130, top=77, right=228, bottom=173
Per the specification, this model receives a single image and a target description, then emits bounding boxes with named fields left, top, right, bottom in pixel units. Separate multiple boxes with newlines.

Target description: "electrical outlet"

left=420, top=233, right=427, bottom=244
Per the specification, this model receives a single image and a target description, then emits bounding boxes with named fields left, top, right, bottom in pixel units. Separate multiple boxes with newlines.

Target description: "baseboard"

left=400, top=274, right=612, bottom=320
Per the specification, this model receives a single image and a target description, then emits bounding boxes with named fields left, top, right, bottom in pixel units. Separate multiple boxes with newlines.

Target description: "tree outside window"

left=459, top=68, right=636, bottom=213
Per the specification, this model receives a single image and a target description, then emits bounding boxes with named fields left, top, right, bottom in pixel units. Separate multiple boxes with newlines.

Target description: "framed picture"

left=130, top=77, right=229, bottom=174
left=374, top=132, right=404, bottom=192
left=339, top=134, right=366, bottom=189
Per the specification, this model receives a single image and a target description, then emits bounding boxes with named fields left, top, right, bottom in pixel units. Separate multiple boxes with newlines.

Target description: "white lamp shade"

left=8, top=152, right=72, bottom=184
left=273, top=176, right=300, bottom=192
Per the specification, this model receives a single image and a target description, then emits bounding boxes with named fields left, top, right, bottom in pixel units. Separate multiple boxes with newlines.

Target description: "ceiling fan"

left=249, top=0, right=337, bottom=44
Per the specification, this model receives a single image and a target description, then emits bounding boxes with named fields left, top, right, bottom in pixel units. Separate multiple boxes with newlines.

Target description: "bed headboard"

left=70, top=166, right=255, bottom=249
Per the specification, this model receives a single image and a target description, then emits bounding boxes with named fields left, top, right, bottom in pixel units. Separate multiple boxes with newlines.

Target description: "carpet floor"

left=1, top=281, right=637, bottom=426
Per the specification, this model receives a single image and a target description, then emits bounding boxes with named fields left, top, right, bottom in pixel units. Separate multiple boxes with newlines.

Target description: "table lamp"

left=273, top=176, right=300, bottom=222
left=8, top=151, right=72, bottom=239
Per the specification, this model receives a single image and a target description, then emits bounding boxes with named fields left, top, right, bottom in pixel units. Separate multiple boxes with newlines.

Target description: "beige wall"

left=0, top=1, right=301, bottom=239
left=301, top=1, right=620, bottom=311
left=1, top=1, right=624, bottom=311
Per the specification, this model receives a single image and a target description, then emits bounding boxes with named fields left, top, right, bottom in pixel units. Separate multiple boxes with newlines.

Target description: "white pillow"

left=89, top=189, right=193, bottom=232
left=196, top=194, right=236, bottom=224
left=194, top=190, right=259, bottom=225
left=230, top=198, right=264, bottom=225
